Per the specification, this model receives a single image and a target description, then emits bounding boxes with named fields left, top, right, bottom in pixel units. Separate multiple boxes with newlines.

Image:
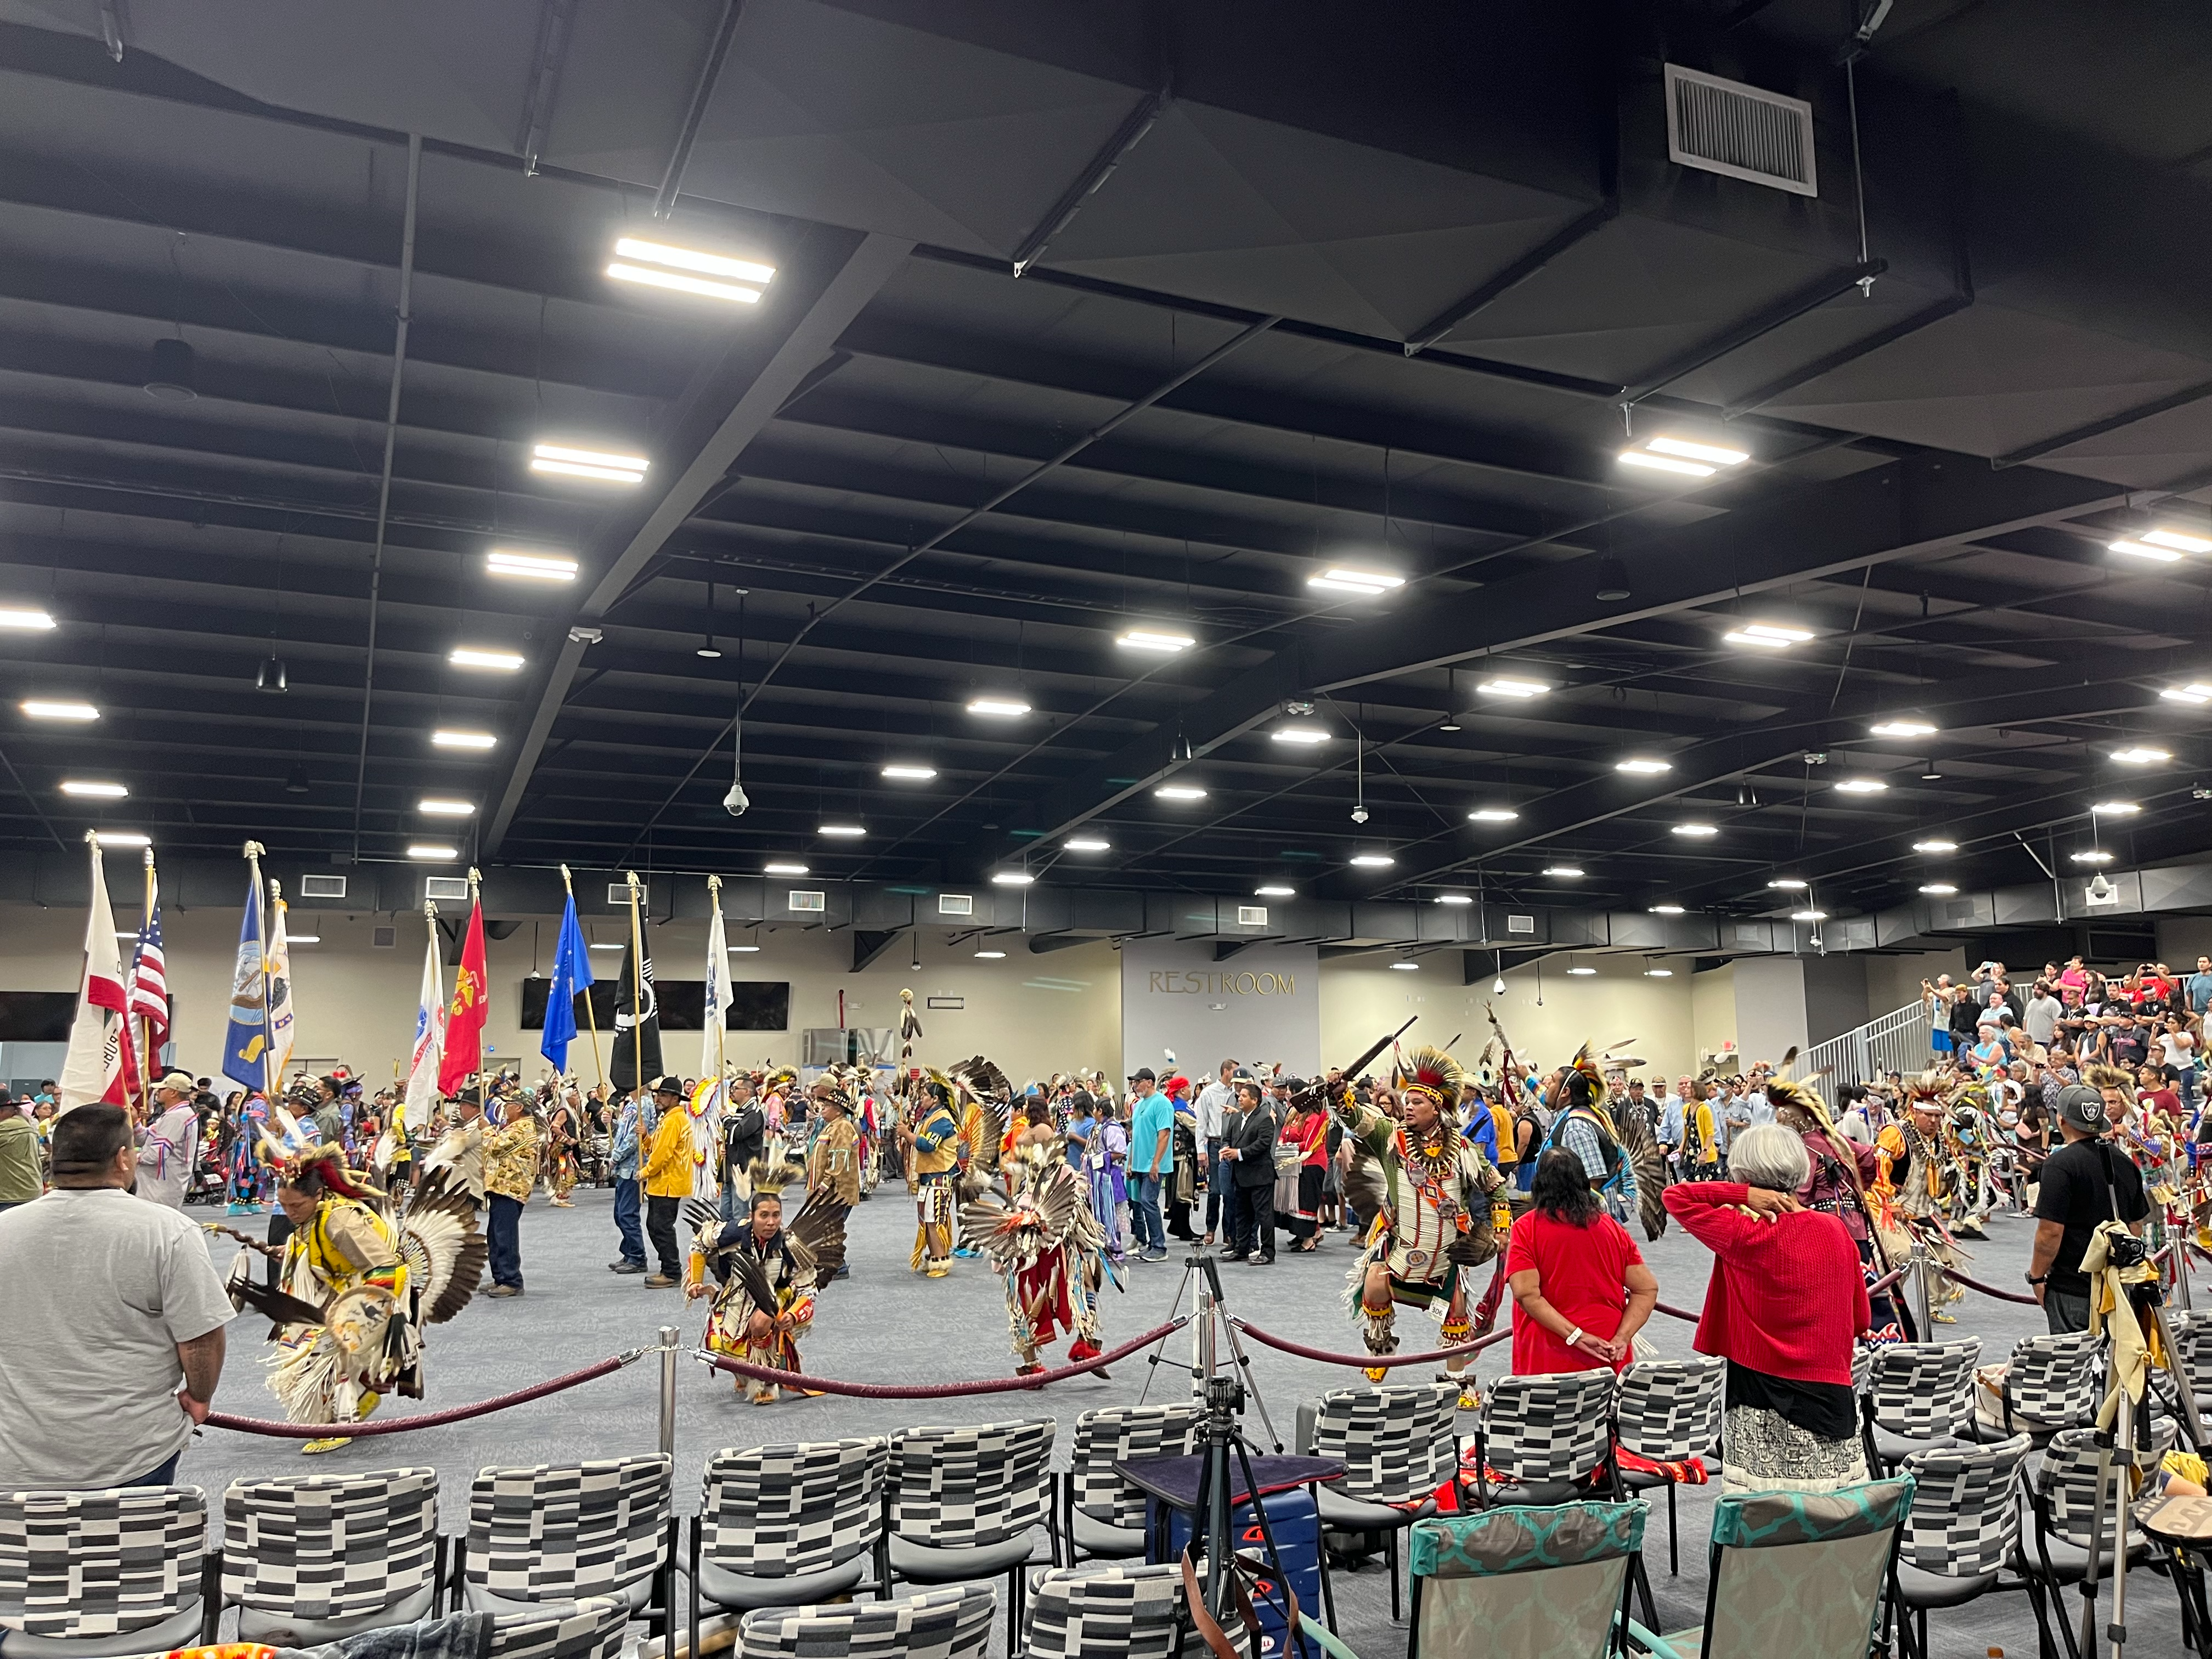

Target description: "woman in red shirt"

left=1277, top=1101, right=1330, bottom=1252
left=1505, top=1150, right=1658, bottom=1374
left=1663, top=1123, right=1872, bottom=1494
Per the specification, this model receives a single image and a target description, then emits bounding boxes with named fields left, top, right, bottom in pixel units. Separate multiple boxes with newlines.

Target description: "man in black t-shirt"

left=2027, top=1082, right=2149, bottom=1334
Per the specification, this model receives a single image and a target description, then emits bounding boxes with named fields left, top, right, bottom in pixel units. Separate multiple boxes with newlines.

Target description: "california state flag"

left=58, top=834, right=130, bottom=1114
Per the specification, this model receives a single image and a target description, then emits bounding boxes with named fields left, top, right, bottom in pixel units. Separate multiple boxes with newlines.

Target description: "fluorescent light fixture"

left=764, top=861, right=809, bottom=876
left=1256, top=884, right=1296, bottom=897
left=1834, top=777, right=1888, bottom=793
left=1912, top=838, right=1958, bottom=853
left=0, top=607, right=55, bottom=630
left=881, top=764, right=938, bottom=781
left=607, top=251, right=769, bottom=304
left=450, top=647, right=525, bottom=671
left=60, top=779, right=126, bottom=797
left=1154, top=785, right=1207, bottom=801
left=2160, top=683, right=2212, bottom=705
left=1645, top=967, right=1675, bottom=977
left=589, top=942, right=622, bottom=951
left=417, top=798, right=475, bottom=816
left=486, top=549, right=578, bottom=582
left=1919, top=883, right=1957, bottom=895
left=1648, top=904, right=1685, bottom=915
left=2091, top=800, right=2141, bottom=815
left=991, top=871, right=1035, bottom=887
left=22, top=699, right=97, bottom=720
left=819, top=824, right=867, bottom=838
left=1543, top=865, right=1584, bottom=878
left=1767, top=878, right=1808, bottom=891
left=289, top=934, right=321, bottom=945
left=2111, top=746, right=2171, bottom=764
left=1349, top=853, right=1395, bottom=868
left=1616, top=757, right=1672, bottom=774
left=92, top=831, right=149, bottom=847
left=406, top=843, right=456, bottom=859
left=1064, top=837, right=1111, bottom=851
left=1389, top=961, right=1419, bottom=971
left=611, top=237, right=775, bottom=286
left=1618, top=449, right=1714, bottom=478
left=2109, top=538, right=2185, bottom=562
left=1434, top=894, right=1474, bottom=906
left=2072, top=849, right=2114, bottom=865
left=1869, top=718, right=1938, bottom=738
left=1467, top=807, right=1519, bottom=823
left=431, top=729, right=496, bottom=749
left=1671, top=822, right=1719, bottom=838
left=1568, top=964, right=1596, bottom=975
left=731, top=943, right=759, bottom=952
left=1646, top=436, right=1749, bottom=467
left=974, top=949, right=1006, bottom=959
left=1271, top=726, right=1330, bottom=745
left=1307, top=568, right=1403, bottom=595
left=1724, top=622, right=1815, bottom=648
left=1476, top=677, right=1550, bottom=698
left=1791, top=909, right=1827, bottom=922
left=530, top=443, right=647, bottom=484
left=2142, top=527, right=2212, bottom=554
left=967, top=697, right=1030, bottom=718
left=1116, top=629, right=1195, bottom=653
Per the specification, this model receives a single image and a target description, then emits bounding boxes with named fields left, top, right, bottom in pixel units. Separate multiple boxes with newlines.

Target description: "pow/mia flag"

left=611, top=937, right=663, bottom=1092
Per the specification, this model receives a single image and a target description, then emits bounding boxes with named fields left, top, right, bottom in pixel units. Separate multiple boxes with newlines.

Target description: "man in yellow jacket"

left=640, top=1076, right=693, bottom=1287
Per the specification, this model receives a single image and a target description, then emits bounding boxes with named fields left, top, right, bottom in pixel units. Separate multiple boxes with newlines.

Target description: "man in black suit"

left=1218, top=1079, right=1279, bottom=1265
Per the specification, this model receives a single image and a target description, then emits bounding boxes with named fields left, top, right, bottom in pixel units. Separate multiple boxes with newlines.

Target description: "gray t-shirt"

left=0, top=1187, right=235, bottom=1487
left=2024, top=994, right=2062, bottom=1045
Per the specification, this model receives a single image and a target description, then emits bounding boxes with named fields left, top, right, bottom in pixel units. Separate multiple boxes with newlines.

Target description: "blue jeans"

left=1129, top=1173, right=1165, bottom=1254
left=487, top=1193, right=523, bottom=1288
left=124, top=1451, right=182, bottom=1488
left=612, top=1177, right=645, bottom=1265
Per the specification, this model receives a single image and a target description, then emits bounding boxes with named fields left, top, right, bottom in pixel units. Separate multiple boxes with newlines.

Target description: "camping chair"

left=1406, top=1499, right=1646, bottom=1659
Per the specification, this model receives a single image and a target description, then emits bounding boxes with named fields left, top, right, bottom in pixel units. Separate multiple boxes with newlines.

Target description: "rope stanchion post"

left=1908, top=1238, right=1934, bottom=1337
left=658, top=1326, right=679, bottom=1457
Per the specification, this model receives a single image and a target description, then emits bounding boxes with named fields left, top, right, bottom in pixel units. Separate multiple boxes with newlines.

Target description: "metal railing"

left=1804, top=1000, right=1934, bottom=1106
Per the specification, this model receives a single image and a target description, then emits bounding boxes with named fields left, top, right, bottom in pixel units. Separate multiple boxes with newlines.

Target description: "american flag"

left=129, top=900, right=170, bottom=1051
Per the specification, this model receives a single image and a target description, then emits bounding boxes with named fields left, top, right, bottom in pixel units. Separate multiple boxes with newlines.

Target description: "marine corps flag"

left=611, top=937, right=661, bottom=1092
left=437, top=884, right=488, bottom=1092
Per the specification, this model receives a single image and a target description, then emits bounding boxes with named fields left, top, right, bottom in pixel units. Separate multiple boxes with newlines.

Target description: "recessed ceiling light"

left=432, top=729, right=496, bottom=749
left=1272, top=726, right=1330, bottom=745
left=1567, top=964, right=1596, bottom=975
left=1616, top=758, right=1672, bottom=774
left=1468, top=807, right=1519, bottom=823
left=2091, top=800, right=2140, bottom=815
left=1349, top=853, right=1395, bottom=868
left=607, top=237, right=775, bottom=304
left=530, top=442, right=647, bottom=484
left=22, top=699, right=97, bottom=720
left=1918, top=883, right=1957, bottom=895
left=91, top=831, right=149, bottom=847
left=0, top=607, right=56, bottom=630
left=61, top=779, right=127, bottom=798
left=2071, top=849, right=2114, bottom=865
left=1724, top=623, right=1815, bottom=648
left=1646, top=436, right=1750, bottom=467
left=1790, top=909, right=1827, bottom=922
left=449, top=647, right=525, bottom=671
left=974, top=949, right=1007, bottom=959
left=1869, top=718, right=1938, bottom=738
left=1065, top=837, right=1111, bottom=851
left=418, top=798, right=475, bottom=816
left=1434, top=894, right=1474, bottom=906
left=1154, top=785, right=1207, bottom=801
left=1834, top=777, right=1888, bottom=793
left=882, top=764, right=938, bottom=781
left=1767, top=878, right=1808, bottom=890
left=990, top=871, right=1035, bottom=887
left=2108, top=538, right=2185, bottom=562
left=2160, top=682, right=2212, bottom=705
left=1307, top=568, right=1404, bottom=595
left=967, top=697, right=1031, bottom=717
left=764, top=861, right=809, bottom=876
left=2141, top=527, right=2212, bottom=554
left=485, top=549, right=578, bottom=582
left=1671, top=822, right=1719, bottom=838
left=1912, top=838, right=1958, bottom=853
left=2112, top=746, right=2171, bottom=764
left=1542, top=865, right=1584, bottom=878
left=1117, top=629, right=1196, bottom=653
left=819, top=824, right=867, bottom=838
left=1618, top=449, right=1714, bottom=478
left=1256, top=884, right=1296, bottom=897
left=1649, top=903, right=1685, bottom=915
left=407, top=843, right=456, bottom=860
left=1389, top=961, right=1419, bottom=971
left=1477, top=678, right=1550, bottom=698
left=1644, top=967, right=1675, bottom=978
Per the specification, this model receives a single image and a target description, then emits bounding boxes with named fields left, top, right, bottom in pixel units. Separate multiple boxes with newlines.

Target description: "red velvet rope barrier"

left=1940, top=1266, right=2043, bottom=1307
left=1228, top=1319, right=1510, bottom=1369
left=701, top=1317, right=1188, bottom=1398
left=205, top=1351, right=639, bottom=1438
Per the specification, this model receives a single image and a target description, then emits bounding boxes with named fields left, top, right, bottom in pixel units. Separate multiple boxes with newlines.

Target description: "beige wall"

left=1690, top=962, right=1736, bottom=1067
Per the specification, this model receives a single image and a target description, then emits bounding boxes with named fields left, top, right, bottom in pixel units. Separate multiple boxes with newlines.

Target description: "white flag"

left=58, top=837, right=127, bottom=1114
left=265, top=888, right=297, bottom=1094
left=403, top=922, right=447, bottom=1132
left=690, top=892, right=732, bottom=1199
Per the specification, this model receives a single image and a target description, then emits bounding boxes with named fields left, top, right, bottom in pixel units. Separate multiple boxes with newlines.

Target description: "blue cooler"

left=1160, top=1487, right=1323, bottom=1657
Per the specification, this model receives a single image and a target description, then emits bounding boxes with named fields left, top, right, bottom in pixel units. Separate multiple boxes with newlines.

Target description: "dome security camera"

left=723, top=782, right=749, bottom=817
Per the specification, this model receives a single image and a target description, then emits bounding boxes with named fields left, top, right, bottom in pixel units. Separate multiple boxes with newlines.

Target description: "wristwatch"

left=2024, top=1272, right=2047, bottom=1285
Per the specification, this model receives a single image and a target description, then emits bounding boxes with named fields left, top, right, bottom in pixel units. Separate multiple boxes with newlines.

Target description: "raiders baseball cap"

left=2052, top=1084, right=2107, bottom=1134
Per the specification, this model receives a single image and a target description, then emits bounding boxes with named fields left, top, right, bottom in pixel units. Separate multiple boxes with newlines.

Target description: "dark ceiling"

left=1, top=0, right=2208, bottom=929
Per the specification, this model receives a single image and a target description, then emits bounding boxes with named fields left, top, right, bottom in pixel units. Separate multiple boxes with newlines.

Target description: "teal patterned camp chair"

left=1406, top=1499, right=1646, bottom=1659
left=1627, top=1477, right=1915, bottom=1659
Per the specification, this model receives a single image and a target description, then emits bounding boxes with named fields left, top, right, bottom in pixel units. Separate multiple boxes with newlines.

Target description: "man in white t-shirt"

left=0, top=1104, right=233, bottom=1489
left=136, top=1071, right=202, bottom=1211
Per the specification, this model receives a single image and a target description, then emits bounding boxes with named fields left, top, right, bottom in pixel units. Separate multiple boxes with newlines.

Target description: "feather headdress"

left=746, top=1136, right=807, bottom=1199
left=258, top=1102, right=382, bottom=1201
left=1547, top=1042, right=1609, bottom=1114
left=1394, top=1044, right=1464, bottom=1108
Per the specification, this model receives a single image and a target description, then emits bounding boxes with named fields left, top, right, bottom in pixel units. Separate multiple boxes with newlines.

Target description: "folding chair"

left=1406, top=1499, right=1646, bottom=1659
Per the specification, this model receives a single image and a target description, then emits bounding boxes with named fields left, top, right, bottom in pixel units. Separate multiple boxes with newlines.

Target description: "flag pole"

left=138, top=848, right=156, bottom=1104
left=562, top=864, right=606, bottom=1094
left=625, top=869, right=645, bottom=1094
left=707, top=873, right=726, bottom=1087
left=465, top=866, right=482, bottom=1094
left=243, top=840, right=272, bottom=1098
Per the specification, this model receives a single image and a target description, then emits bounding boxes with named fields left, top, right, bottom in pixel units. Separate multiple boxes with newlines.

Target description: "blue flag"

left=540, top=893, right=595, bottom=1072
left=221, top=868, right=268, bottom=1092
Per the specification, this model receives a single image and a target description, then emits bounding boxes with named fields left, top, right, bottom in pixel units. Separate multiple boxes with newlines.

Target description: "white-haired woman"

left=1663, top=1122, right=1872, bottom=1494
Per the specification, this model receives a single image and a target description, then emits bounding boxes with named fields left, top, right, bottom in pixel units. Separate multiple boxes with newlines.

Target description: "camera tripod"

left=1136, top=1248, right=1282, bottom=1451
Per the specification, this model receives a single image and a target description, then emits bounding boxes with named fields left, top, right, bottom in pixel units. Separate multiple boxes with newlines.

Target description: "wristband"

left=1565, top=1326, right=1585, bottom=1348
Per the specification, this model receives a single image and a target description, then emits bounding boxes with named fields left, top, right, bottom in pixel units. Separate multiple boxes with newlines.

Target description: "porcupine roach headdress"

left=258, top=1103, right=382, bottom=1201
left=1395, top=1045, right=1464, bottom=1111
left=1548, top=1042, right=1609, bottom=1115
left=746, top=1136, right=807, bottom=1199
left=1764, top=1075, right=1829, bottom=1133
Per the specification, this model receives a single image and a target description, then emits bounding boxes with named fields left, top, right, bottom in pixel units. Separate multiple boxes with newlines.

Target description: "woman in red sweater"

left=1505, top=1149, right=1658, bottom=1374
left=1663, top=1123, right=1872, bottom=1494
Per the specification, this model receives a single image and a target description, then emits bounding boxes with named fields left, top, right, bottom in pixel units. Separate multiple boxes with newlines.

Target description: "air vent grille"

left=1505, top=913, right=1536, bottom=936
left=298, top=873, right=347, bottom=899
left=1237, top=905, right=1267, bottom=927
left=938, top=894, right=974, bottom=917
left=1664, top=64, right=1817, bottom=196
left=425, top=877, right=470, bottom=901
left=787, top=889, right=825, bottom=913
left=371, top=925, right=397, bottom=949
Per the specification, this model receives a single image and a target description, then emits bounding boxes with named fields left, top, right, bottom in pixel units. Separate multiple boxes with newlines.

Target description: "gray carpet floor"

left=184, top=1183, right=2193, bottom=1658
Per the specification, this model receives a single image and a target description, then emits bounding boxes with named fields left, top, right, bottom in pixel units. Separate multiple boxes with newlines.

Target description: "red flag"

left=437, top=897, right=488, bottom=1093
left=60, top=837, right=130, bottom=1112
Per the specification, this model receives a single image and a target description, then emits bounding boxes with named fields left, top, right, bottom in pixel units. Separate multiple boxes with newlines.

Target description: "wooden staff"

left=625, top=868, right=646, bottom=1093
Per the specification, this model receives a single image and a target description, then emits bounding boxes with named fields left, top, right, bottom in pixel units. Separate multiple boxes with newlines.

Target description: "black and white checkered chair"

left=1890, top=1434, right=2036, bottom=1659
left=485, top=1594, right=630, bottom=1659
left=2016, top=1418, right=2178, bottom=1604
left=459, top=1454, right=672, bottom=1620
left=2158, top=1309, right=2212, bottom=1420
left=1020, top=1562, right=1183, bottom=1659
left=1970, top=1332, right=2098, bottom=1444
left=689, top=1436, right=889, bottom=1651
left=0, top=1485, right=206, bottom=1657
left=1056, top=1404, right=1199, bottom=1566
left=1471, top=1369, right=1618, bottom=1511
left=215, top=1465, right=442, bottom=1644
left=1614, top=1355, right=1725, bottom=1576
left=738, top=1582, right=995, bottom=1659
left=885, top=1419, right=1056, bottom=1637
left=1304, top=1380, right=1461, bottom=1624
left=1861, top=1339, right=1979, bottom=1470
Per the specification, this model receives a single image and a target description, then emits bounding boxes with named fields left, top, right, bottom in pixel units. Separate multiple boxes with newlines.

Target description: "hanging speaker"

left=145, top=337, right=198, bottom=400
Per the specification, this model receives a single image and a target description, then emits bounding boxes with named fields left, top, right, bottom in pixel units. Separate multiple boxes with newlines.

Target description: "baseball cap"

left=2052, top=1084, right=2107, bottom=1133
left=1130, top=1066, right=1156, bottom=1082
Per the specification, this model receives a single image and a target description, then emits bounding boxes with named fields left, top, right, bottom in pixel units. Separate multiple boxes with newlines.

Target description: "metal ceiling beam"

left=1011, top=86, right=1170, bottom=278
left=1404, top=200, right=1618, bottom=357
left=1722, top=291, right=1973, bottom=419
left=1622, top=260, right=1887, bottom=409
left=654, top=0, right=745, bottom=217
left=481, top=228, right=913, bottom=855
left=1008, top=452, right=2130, bottom=850
left=516, top=0, right=577, bottom=175
left=1993, top=376, right=2212, bottom=469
